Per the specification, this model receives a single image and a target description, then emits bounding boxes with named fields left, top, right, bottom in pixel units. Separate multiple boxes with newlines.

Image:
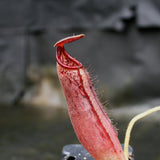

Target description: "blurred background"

left=0, top=0, right=160, bottom=159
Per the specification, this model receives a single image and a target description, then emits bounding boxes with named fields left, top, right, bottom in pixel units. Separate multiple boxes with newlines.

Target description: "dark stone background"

left=1, top=0, right=160, bottom=105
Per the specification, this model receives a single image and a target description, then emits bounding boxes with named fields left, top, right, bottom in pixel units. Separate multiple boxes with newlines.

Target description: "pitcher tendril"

left=124, top=106, right=160, bottom=160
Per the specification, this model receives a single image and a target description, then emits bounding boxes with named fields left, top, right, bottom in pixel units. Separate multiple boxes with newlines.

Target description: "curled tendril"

left=124, top=106, right=160, bottom=160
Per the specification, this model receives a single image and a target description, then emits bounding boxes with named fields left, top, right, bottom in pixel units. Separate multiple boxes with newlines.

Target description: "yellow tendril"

left=124, top=106, right=160, bottom=160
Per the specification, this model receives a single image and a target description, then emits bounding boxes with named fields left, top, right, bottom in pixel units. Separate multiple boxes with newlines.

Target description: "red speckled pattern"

left=55, top=35, right=125, bottom=160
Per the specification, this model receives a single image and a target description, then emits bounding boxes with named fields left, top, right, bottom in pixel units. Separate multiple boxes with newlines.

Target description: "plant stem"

left=124, top=106, right=160, bottom=160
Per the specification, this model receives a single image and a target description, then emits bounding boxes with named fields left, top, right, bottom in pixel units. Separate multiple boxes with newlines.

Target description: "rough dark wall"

left=1, top=0, right=160, bottom=105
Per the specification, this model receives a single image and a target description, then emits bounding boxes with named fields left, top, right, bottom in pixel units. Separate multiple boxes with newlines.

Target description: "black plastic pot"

left=61, top=144, right=134, bottom=160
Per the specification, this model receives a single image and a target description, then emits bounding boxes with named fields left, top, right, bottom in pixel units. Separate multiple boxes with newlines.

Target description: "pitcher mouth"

left=56, top=46, right=83, bottom=69
left=55, top=34, right=85, bottom=69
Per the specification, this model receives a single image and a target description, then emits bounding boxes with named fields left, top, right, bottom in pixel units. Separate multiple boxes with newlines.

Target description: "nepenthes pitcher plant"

left=54, top=34, right=160, bottom=160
